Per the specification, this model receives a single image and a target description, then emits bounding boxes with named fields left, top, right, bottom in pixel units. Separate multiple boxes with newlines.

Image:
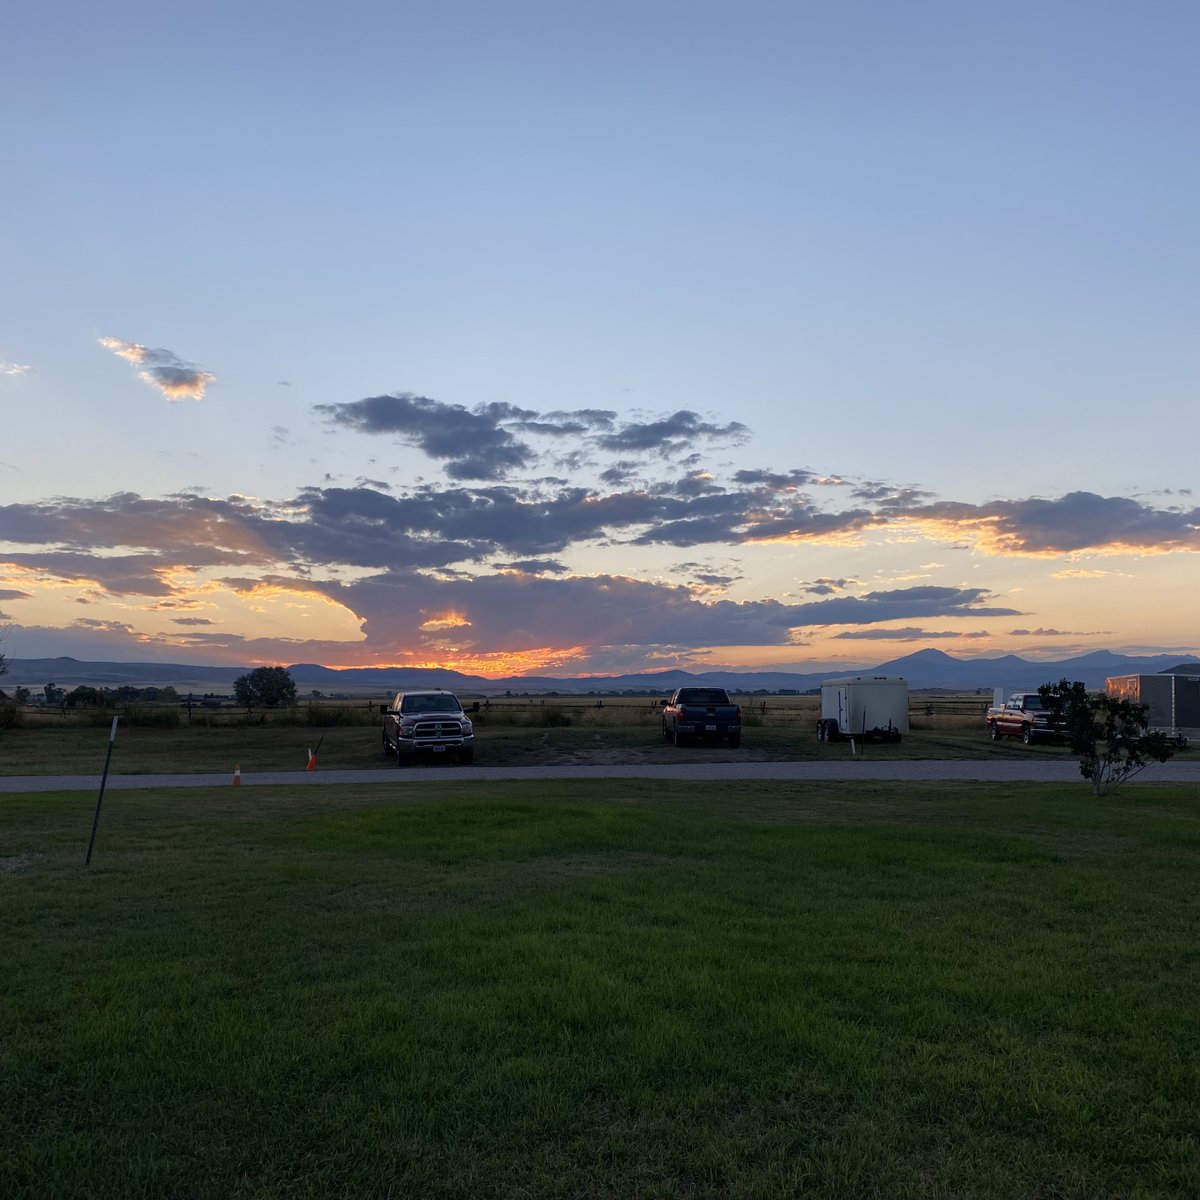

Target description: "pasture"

left=0, top=692, right=1065, bottom=776
left=2, top=778, right=1197, bottom=1198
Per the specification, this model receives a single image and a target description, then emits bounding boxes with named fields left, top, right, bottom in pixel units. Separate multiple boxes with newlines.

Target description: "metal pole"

left=85, top=715, right=119, bottom=866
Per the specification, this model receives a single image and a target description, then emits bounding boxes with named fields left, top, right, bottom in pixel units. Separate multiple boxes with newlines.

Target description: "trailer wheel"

left=816, top=720, right=827, bottom=742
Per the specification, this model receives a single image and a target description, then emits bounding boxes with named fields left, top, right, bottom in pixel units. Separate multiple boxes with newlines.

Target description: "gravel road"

left=3, top=760, right=1200, bottom=792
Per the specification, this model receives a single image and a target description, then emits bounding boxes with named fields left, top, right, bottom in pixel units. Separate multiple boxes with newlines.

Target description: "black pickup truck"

left=661, top=687, right=742, bottom=748
left=381, top=690, right=475, bottom=766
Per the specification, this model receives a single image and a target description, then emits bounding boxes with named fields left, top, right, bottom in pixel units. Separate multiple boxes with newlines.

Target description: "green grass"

left=2, top=780, right=1198, bottom=1198
left=0, top=721, right=1084, bottom=775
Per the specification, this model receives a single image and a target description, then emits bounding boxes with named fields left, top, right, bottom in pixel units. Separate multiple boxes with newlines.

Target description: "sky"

left=2, top=0, right=1198, bottom=678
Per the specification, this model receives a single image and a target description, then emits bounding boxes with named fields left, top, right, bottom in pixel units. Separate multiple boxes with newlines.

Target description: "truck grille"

left=413, top=720, right=462, bottom=739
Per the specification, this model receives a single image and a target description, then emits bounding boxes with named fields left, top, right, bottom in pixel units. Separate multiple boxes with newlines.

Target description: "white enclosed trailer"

left=1106, top=673, right=1198, bottom=747
left=817, top=675, right=909, bottom=743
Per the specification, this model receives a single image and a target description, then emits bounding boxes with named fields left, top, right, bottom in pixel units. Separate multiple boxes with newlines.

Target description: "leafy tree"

left=44, top=683, right=65, bottom=706
left=66, top=685, right=103, bottom=708
left=233, top=666, right=297, bottom=711
left=1038, top=679, right=1175, bottom=796
left=15, top=687, right=30, bottom=704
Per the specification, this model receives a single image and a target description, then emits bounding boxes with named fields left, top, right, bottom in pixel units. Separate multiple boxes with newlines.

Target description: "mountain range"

left=5, top=648, right=1197, bottom=696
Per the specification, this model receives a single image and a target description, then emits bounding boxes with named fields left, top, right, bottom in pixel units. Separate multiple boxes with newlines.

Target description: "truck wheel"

left=395, top=744, right=409, bottom=767
left=459, top=748, right=474, bottom=765
left=728, top=734, right=741, bottom=749
left=989, top=722, right=1001, bottom=741
left=663, top=721, right=672, bottom=742
left=1022, top=725, right=1035, bottom=745
left=382, top=729, right=391, bottom=756
left=673, top=726, right=685, bottom=747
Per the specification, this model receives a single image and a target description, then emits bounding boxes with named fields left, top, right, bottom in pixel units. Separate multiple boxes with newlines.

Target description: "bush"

left=305, top=704, right=377, bottom=727
left=117, top=705, right=181, bottom=729
left=530, top=705, right=572, bottom=727
left=0, top=702, right=23, bottom=729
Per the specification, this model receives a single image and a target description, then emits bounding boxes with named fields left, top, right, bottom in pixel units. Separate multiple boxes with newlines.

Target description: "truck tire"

left=989, top=722, right=1001, bottom=741
left=663, top=721, right=672, bottom=742
left=459, top=747, right=474, bottom=765
left=382, top=728, right=391, bottom=756
left=728, top=733, right=741, bottom=749
left=673, top=726, right=686, bottom=747
left=1022, top=724, right=1035, bottom=745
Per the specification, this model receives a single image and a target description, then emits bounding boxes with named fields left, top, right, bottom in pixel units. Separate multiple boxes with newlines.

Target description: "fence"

left=5, top=691, right=992, bottom=730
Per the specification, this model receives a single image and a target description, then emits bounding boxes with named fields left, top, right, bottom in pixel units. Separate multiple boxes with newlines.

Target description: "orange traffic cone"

left=232, top=764, right=242, bottom=786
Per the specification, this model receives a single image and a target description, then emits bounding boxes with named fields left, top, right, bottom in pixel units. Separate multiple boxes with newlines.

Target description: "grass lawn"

left=2, top=780, right=1198, bottom=1198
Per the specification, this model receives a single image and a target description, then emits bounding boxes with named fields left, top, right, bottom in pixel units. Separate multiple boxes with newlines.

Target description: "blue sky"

left=2, top=1, right=1197, bottom=674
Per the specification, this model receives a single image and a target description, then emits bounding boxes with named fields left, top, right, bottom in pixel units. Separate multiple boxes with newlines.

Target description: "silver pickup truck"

left=381, top=690, right=475, bottom=766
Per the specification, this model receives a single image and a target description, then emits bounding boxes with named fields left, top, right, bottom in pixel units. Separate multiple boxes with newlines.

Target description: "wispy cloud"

left=833, top=627, right=991, bottom=641
left=0, top=361, right=33, bottom=377
left=99, top=337, right=216, bottom=401
left=1008, top=627, right=1111, bottom=637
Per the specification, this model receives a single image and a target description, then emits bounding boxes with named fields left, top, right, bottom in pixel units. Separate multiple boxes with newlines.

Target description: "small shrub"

left=305, top=704, right=376, bottom=727
left=530, top=705, right=572, bottom=727
left=119, top=705, right=181, bottom=729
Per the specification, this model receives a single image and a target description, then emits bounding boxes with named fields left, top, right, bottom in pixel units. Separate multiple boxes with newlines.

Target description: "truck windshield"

left=400, top=695, right=462, bottom=713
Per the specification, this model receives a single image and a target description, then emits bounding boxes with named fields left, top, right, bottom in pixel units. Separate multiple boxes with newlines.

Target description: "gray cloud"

left=594, top=410, right=748, bottom=455
left=6, top=446, right=1199, bottom=669
left=315, top=393, right=538, bottom=481
left=903, top=492, right=1200, bottom=555
left=316, top=394, right=749, bottom=482
left=259, top=575, right=1016, bottom=666
left=495, top=559, right=569, bottom=574
left=798, top=577, right=854, bottom=595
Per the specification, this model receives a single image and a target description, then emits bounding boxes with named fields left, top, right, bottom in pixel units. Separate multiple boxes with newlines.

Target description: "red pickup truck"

left=985, top=692, right=1067, bottom=745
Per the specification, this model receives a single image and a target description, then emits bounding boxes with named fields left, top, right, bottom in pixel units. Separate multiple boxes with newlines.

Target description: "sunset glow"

left=1, top=7, right=1196, bottom=676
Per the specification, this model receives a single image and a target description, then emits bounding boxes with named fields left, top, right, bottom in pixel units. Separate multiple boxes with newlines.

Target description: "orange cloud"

left=99, top=337, right=216, bottom=401
left=420, top=610, right=472, bottom=631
